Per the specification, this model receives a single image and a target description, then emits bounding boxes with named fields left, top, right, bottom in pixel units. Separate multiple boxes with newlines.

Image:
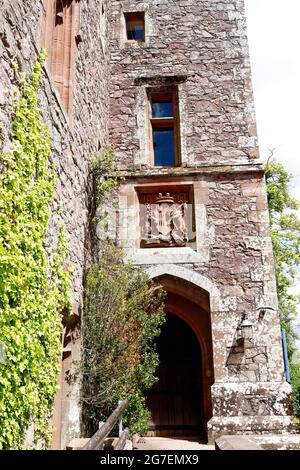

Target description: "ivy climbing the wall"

left=0, top=51, right=71, bottom=449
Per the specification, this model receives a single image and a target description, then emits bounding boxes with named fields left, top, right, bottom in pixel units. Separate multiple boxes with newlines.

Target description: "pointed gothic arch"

left=147, top=264, right=221, bottom=311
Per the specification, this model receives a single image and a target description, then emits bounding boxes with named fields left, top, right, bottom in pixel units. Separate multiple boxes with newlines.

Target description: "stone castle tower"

left=0, top=0, right=292, bottom=449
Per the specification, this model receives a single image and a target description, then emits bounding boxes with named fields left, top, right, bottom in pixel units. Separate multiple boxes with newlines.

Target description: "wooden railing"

left=82, top=399, right=129, bottom=451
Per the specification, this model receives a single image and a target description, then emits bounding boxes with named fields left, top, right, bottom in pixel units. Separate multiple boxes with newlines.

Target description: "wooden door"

left=146, top=314, right=204, bottom=436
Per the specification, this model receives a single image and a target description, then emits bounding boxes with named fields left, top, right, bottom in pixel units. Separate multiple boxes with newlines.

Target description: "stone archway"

left=147, top=264, right=221, bottom=311
left=146, top=270, right=215, bottom=441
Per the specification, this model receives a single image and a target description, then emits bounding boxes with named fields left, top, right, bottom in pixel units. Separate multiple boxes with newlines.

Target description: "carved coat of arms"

left=140, top=192, right=189, bottom=247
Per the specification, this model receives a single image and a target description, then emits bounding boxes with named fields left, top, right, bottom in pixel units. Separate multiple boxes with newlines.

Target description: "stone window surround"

left=40, top=0, right=81, bottom=123
left=147, top=88, right=181, bottom=167
left=118, top=179, right=210, bottom=265
left=134, top=80, right=189, bottom=168
left=99, top=0, right=107, bottom=54
left=118, top=3, right=151, bottom=48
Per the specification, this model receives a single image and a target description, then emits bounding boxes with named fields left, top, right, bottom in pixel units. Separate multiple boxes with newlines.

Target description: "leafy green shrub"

left=290, top=361, right=300, bottom=418
left=265, top=159, right=300, bottom=417
left=91, top=148, right=120, bottom=204
left=81, top=242, right=165, bottom=436
left=0, top=51, right=71, bottom=449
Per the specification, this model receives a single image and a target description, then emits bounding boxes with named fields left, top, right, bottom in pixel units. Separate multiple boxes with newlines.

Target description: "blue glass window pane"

left=134, top=25, right=144, bottom=40
left=153, top=128, right=175, bottom=166
left=152, top=101, right=173, bottom=118
left=127, top=22, right=144, bottom=40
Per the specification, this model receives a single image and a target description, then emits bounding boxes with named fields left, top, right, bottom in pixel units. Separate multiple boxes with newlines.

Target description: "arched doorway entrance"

left=146, top=314, right=204, bottom=437
left=146, top=273, right=214, bottom=441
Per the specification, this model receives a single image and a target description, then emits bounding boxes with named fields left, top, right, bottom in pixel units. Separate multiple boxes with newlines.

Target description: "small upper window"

left=125, top=12, right=145, bottom=42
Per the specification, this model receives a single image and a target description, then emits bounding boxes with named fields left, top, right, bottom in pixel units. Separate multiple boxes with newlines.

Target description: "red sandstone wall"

left=0, top=0, right=110, bottom=449
left=108, top=0, right=259, bottom=168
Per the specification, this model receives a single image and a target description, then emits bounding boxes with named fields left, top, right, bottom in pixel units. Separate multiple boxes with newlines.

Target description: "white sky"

left=244, top=0, right=300, bottom=194
left=244, top=0, right=300, bottom=345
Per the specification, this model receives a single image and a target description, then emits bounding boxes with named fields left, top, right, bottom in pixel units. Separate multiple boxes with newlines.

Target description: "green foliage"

left=124, top=391, right=152, bottom=435
left=265, top=158, right=300, bottom=417
left=0, top=51, right=71, bottom=449
left=290, top=361, right=300, bottom=418
left=81, top=242, right=165, bottom=436
left=265, top=160, right=300, bottom=352
left=91, top=148, right=119, bottom=204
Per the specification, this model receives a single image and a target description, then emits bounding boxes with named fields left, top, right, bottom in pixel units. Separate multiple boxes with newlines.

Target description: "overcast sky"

left=244, top=0, right=300, bottom=195
left=244, top=0, right=300, bottom=342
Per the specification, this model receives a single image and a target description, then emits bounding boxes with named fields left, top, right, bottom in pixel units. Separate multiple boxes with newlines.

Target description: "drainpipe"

left=281, top=328, right=291, bottom=383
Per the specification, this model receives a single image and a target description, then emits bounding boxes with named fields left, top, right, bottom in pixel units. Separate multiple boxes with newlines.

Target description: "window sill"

left=125, top=39, right=145, bottom=44
left=126, top=247, right=203, bottom=265
left=153, top=165, right=181, bottom=169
